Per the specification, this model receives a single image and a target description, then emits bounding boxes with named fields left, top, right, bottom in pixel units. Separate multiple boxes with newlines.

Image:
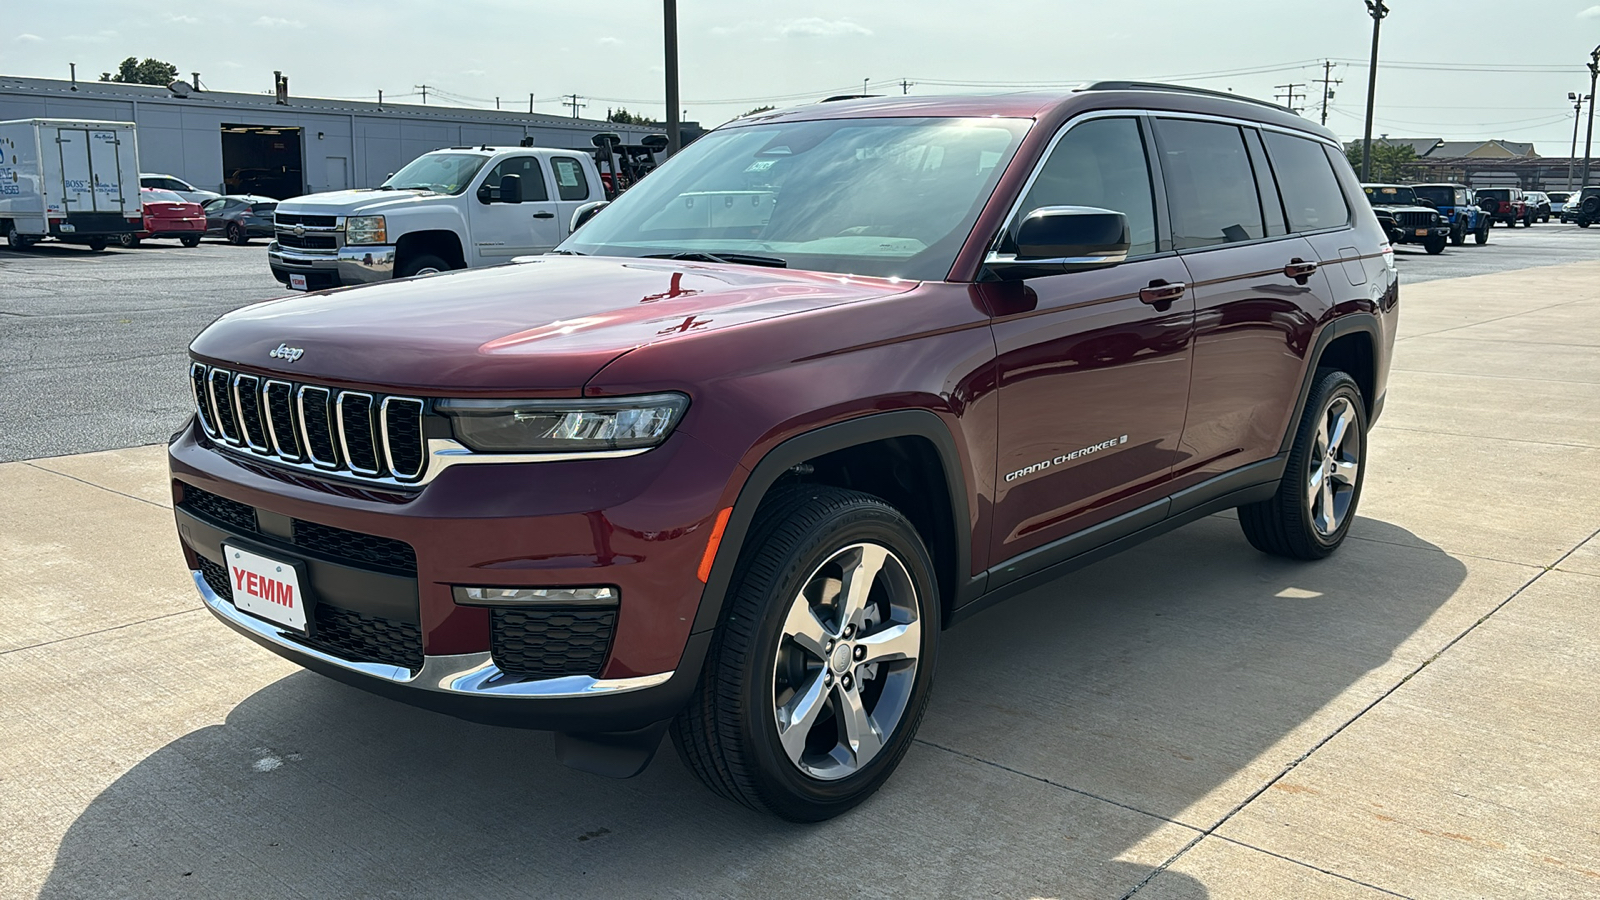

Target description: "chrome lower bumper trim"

left=268, top=243, right=396, bottom=285
left=194, top=571, right=672, bottom=698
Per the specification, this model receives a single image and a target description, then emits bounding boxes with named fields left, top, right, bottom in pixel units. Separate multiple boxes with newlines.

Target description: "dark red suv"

left=171, top=84, right=1396, bottom=821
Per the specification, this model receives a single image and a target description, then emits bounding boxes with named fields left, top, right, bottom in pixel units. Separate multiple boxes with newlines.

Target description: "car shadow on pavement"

left=38, top=514, right=1462, bottom=899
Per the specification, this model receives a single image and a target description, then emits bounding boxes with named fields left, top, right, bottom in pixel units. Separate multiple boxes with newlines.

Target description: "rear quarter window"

left=1262, top=132, right=1349, bottom=233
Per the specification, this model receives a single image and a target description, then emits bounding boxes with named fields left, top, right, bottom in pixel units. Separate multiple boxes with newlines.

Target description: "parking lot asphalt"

left=3, top=259, right=1600, bottom=898
left=1, top=222, right=1597, bottom=462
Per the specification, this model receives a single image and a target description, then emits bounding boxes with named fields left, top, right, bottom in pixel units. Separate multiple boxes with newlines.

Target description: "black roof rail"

left=820, top=93, right=879, bottom=102
left=1079, top=81, right=1295, bottom=115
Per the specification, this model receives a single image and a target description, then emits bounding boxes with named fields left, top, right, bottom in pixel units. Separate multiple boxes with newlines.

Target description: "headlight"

left=435, top=393, right=689, bottom=453
left=345, top=215, right=387, bottom=245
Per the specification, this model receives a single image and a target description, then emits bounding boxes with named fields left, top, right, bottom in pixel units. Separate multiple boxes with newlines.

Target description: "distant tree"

left=100, top=57, right=180, bottom=85
left=741, top=105, right=776, bottom=117
left=1345, top=141, right=1419, bottom=183
left=606, top=108, right=657, bottom=126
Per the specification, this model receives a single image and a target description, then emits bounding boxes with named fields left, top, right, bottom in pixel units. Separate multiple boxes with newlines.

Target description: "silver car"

left=139, top=173, right=222, bottom=206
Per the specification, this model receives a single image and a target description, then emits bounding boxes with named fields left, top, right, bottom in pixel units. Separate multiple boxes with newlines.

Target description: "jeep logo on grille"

left=268, top=343, right=305, bottom=362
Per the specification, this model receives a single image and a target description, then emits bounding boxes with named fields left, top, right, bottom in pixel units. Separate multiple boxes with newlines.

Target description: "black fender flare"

left=690, top=409, right=978, bottom=634
left=1280, top=312, right=1383, bottom=455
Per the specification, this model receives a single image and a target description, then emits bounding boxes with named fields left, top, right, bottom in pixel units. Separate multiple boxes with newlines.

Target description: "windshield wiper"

left=643, top=251, right=787, bottom=268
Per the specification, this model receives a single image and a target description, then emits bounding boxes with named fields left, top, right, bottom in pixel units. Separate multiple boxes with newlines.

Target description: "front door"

left=988, top=115, right=1195, bottom=578
left=468, top=155, right=561, bottom=264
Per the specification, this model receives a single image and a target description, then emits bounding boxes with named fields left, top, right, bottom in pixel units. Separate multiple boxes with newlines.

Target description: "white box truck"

left=0, top=118, right=142, bottom=251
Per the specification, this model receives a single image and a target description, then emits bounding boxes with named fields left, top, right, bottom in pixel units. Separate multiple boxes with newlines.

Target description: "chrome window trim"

left=379, top=396, right=426, bottom=481
left=231, top=373, right=270, bottom=452
left=190, top=362, right=219, bottom=438
left=195, top=570, right=672, bottom=697
left=295, top=385, right=341, bottom=470
left=335, top=391, right=381, bottom=476
left=261, top=379, right=303, bottom=461
left=207, top=367, right=244, bottom=446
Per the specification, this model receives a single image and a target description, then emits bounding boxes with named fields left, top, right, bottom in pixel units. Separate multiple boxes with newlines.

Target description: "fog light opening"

left=452, top=585, right=619, bottom=607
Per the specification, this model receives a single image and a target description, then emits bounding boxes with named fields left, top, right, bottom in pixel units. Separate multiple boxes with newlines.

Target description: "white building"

left=0, top=74, right=661, bottom=199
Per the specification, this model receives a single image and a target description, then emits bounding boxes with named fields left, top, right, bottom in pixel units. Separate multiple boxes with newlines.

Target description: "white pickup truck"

left=268, top=146, right=605, bottom=290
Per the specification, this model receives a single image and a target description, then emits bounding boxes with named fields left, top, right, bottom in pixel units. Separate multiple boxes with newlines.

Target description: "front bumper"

left=1389, top=224, right=1450, bottom=244
left=269, top=242, right=396, bottom=288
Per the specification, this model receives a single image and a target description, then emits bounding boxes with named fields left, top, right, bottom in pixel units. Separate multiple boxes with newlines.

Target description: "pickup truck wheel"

left=397, top=254, right=450, bottom=278
left=671, top=486, right=939, bottom=822
left=1238, top=368, right=1367, bottom=560
left=226, top=223, right=249, bottom=245
left=1423, top=236, right=1447, bottom=255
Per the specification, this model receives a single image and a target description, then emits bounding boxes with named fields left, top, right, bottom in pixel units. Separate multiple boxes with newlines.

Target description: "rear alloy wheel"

left=116, top=233, right=139, bottom=248
left=1238, top=368, right=1367, bottom=559
left=672, top=486, right=939, bottom=821
left=227, top=223, right=249, bottom=245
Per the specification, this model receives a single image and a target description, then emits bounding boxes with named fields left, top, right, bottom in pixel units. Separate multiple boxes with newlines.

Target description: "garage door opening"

left=220, top=124, right=304, bottom=199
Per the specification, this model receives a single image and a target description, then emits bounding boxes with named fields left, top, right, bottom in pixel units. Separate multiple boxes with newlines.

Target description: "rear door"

left=1154, top=117, right=1340, bottom=489
left=55, top=128, right=95, bottom=213
left=987, top=115, right=1195, bottom=577
left=86, top=128, right=126, bottom=213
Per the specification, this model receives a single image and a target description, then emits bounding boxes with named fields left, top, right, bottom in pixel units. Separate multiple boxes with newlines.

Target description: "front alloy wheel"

left=772, top=543, right=922, bottom=780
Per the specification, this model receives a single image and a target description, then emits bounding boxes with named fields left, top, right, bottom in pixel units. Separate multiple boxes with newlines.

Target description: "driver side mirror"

left=499, top=174, right=523, bottom=204
left=985, top=206, right=1130, bottom=280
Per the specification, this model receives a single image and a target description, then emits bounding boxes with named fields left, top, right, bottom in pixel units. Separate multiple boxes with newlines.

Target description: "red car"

left=118, top=188, right=205, bottom=247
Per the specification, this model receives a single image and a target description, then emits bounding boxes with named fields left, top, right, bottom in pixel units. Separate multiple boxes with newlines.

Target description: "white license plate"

left=223, top=544, right=308, bottom=632
left=1414, top=228, right=1429, bottom=237
left=59, top=223, right=76, bottom=233
left=288, top=273, right=308, bottom=291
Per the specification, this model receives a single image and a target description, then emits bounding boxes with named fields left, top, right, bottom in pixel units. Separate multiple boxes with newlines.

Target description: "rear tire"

left=180, top=235, right=201, bottom=248
left=671, top=485, right=940, bottom=821
left=116, top=233, right=139, bottom=248
left=87, top=237, right=107, bottom=252
left=1239, top=368, right=1368, bottom=560
left=1449, top=221, right=1466, bottom=246
left=1475, top=222, right=1490, bottom=244
left=6, top=223, right=32, bottom=251
left=227, top=223, right=248, bottom=245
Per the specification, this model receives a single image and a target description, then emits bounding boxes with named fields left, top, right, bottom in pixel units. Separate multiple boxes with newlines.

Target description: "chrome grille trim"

left=190, top=362, right=219, bottom=438
left=232, top=373, right=270, bottom=451
left=335, top=391, right=381, bottom=476
left=296, top=385, right=341, bottom=469
left=262, top=379, right=303, bottom=461
left=207, top=368, right=243, bottom=445
left=379, top=397, right=426, bottom=480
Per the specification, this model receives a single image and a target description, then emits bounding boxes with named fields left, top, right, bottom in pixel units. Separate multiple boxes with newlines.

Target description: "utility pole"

left=529, top=93, right=535, bottom=114
left=415, top=84, right=430, bottom=104
left=900, top=79, right=916, bottom=95
left=863, top=77, right=870, bottom=96
left=495, top=96, right=500, bottom=110
left=664, top=0, right=681, bottom=156
left=564, top=94, right=587, bottom=119
left=1360, top=0, right=1390, bottom=182
left=1273, top=82, right=1308, bottom=115
left=1582, top=45, right=1600, bottom=190
left=1570, top=92, right=1588, bottom=190
left=1315, top=61, right=1342, bottom=126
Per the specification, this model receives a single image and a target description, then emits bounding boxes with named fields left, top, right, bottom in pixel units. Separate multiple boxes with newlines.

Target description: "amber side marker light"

left=697, top=507, right=733, bottom=583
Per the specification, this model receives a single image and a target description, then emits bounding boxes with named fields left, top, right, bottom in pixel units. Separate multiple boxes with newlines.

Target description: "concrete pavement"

left=3, top=261, right=1600, bottom=898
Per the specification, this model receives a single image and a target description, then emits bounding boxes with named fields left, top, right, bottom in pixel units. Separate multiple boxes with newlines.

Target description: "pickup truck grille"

left=276, top=233, right=339, bottom=250
left=190, top=362, right=428, bottom=486
left=274, top=213, right=340, bottom=229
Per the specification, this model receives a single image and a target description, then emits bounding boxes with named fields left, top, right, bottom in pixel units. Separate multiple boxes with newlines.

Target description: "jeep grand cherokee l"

left=171, top=83, right=1396, bottom=821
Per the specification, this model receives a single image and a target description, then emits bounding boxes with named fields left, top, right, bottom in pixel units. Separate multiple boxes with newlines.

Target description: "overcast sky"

left=5, top=0, right=1599, bottom=150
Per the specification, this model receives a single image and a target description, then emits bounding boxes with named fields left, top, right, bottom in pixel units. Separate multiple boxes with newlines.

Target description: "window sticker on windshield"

left=554, top=159, right=580, bottom=187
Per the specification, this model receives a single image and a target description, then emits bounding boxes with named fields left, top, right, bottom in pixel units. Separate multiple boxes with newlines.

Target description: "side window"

left=480, top=157, right=549, bottom=202
left=1152, top=118, right=1264, bottom=249
left=202, top=199, right=224, bottom=213
left=140, top=177, right=159, bottom=189
left=1262, top=131, right=1350, bottom=233
left=551, top=156, right=590, bottom=201
left=1010, top=117, right=1158, bottom=258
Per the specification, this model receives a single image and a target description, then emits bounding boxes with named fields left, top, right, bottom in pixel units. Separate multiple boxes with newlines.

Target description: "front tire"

left=671, top=486, right=940, bottom=821
left=1238, top=368, right=1368, bottom=560
left=1424, top=236, right=1446, bottom=255
left=396, top=253, right=450, bottom=278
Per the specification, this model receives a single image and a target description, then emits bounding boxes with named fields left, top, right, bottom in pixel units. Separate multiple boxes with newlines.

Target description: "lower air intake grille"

left=290, top=519, right=417, bottom=574
left=180, top=485, right=259, bottom=533
left=198, top=556, right=232, bottom=599
left=303, top=606, right=424, bottom=672
left=490, top=608, right=616, bottom=678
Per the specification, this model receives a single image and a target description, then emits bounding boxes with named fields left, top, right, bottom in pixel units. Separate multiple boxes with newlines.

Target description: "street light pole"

left=1581, top=46, right=1600, bottom=191
left=664, top=0, right=681, bottom=157
left=1570, top=92, right=1588, bottom=191
left=1360, top=0, right=1389, bottom=183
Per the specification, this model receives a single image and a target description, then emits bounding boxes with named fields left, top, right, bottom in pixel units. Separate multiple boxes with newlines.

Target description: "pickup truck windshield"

left=561, top=116, right=1030, bottom=280
left=383, top=153, right=489, bottom=195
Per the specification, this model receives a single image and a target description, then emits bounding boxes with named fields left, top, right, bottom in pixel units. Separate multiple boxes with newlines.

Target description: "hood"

left=191, top=256, right=917, bottom=394
left=275, top=188, right=447, bottom=216
left=1370, top=203, right=1439, bottom=215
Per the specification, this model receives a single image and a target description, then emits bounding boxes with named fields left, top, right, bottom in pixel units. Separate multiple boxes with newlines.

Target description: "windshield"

left=1363, top=185, right=1416, bottom=205
left=560, top=116, right=1031, bottom=280
left=1411, top=186, right=1452, bottom=207
left=383, top=153, right=489, bottom=195
left=1549, top=192, right=1570, bottom=202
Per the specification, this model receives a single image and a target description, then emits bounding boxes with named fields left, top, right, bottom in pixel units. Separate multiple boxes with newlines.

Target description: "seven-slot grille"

left=190, top=362, right=427, bottom=485
left=1393, top=210, right=1438, bottom=229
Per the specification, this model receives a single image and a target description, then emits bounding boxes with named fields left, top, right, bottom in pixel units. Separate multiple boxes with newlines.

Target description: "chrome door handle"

left=1284, top=258, right=1318, bottom=283
left=1139, top=281, right=1186, bottom=306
